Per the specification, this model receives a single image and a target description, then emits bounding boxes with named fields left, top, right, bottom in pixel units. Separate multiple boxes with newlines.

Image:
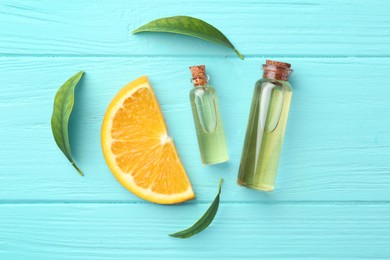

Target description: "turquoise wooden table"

left=1, top=0, right=390, bottom=259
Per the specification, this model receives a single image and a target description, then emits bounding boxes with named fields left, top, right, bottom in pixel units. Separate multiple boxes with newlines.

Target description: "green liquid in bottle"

left=238, top=78, right=293, bottom=191
left=190, top=85, right=229, bottom=165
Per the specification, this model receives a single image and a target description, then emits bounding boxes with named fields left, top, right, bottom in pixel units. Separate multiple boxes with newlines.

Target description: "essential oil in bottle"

left=237, top=60, right=294, bottom=191
left=189, top=65, right=229, bottom=165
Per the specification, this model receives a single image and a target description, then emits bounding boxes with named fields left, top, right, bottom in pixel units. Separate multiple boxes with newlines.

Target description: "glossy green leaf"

left=51, top=71, right=84, bottom=176
left=133, top=16, right=244, bottom=59
left=169, top=179, right=223, bottom=238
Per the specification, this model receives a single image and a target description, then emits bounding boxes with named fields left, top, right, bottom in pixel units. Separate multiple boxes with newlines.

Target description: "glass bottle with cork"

left=237, top=60, right=293, bottom=191
left=189, top=65, right=229, bottom=165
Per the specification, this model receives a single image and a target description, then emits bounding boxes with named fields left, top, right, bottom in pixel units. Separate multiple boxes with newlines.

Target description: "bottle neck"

left=262, top=66, right=292, bottom=81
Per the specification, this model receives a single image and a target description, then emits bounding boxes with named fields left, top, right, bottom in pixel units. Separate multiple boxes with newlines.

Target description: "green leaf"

left=169, top=179, right=223, bottom=238
left=133, top=16, right=244, bottom=59
left=51, top=71, right=84, bottom=176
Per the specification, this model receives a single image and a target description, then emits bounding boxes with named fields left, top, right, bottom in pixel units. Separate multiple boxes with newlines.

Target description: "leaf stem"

left=234, top=48, right=244, bottom=60
left=71, top=161, right=84, bottom=176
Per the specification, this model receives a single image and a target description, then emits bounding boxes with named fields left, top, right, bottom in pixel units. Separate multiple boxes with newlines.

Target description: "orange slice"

left=101, top=76, right=195, bottom=204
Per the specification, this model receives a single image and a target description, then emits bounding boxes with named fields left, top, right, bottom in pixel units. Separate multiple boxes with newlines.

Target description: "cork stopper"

left=189, top=65, right=208, bottom=86
left=266, top=60, right=291, bottom=68
left=263, top=60, right=293, bottom=81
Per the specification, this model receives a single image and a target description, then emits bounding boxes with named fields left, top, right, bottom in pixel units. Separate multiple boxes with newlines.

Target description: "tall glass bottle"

left=237, top=60, right=293, bottom=191
left=189, top=65, right=229, bottom=165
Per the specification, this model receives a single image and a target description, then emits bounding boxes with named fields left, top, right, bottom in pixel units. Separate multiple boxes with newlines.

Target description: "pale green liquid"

left=190, top=85, right=229, bottom=165
left=238, top=78, right=292, bottom=191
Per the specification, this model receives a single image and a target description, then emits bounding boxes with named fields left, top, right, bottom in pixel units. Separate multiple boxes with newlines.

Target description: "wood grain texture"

left=1, top=57, right=390, bottom=202
left=0, top=203, right=389, bottom=259
left=1, top=0, right=390, bottom=258
left=1, top=0, right=390, bottom=56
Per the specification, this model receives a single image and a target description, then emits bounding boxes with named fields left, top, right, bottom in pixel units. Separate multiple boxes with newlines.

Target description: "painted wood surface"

left=1, top=0, right=390, bottom=259
left=1, top=57, right=390, bottom=202
left=2, top=0, right=390, bottom=56
left=1, top=203, right=390, bottom=259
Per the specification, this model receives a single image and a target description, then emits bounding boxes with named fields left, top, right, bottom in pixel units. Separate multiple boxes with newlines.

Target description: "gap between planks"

left=0, top=200, right=390, bottom=205
left=2, top=54, right=390, bottom=59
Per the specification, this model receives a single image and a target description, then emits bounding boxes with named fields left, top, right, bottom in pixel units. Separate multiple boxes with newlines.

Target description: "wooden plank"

left=1, top=0, right=390, bottom=56
left=0, top=203, right=389, bottom=259
left=1, top=57, right=389, bottom=202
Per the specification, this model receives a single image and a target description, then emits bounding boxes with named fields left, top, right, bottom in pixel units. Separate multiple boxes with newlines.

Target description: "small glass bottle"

left=189, top=65, right=229, bottom=165
left=237, top=60, right=293, bottom=191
